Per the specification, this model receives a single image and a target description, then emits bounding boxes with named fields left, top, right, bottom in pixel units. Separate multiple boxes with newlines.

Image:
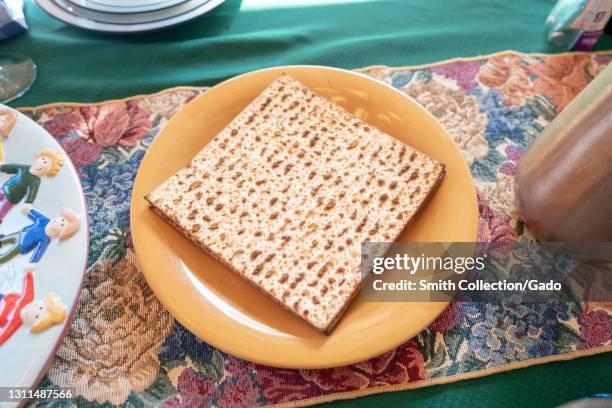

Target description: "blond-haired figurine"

left=0, top=207, right=80, bottom=270
left=21, top=293, right=67, bottom=333
left=0, top=109, right=17, bottom=161
left=0, top=150, right=65, bottom=221
left=0, top=271, right=67, bottom=345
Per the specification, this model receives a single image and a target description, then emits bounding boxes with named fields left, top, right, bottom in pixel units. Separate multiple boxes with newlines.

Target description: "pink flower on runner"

left=300, top=366, right=369, bottom=391
left=429, top=302, right=461, bottom=333
left=477, top=191, right=517, bottom=244
left=217, top=376, right=262, bottom=408
left=58, top=135, right=101, bottom=170
left=216, top=354, right=262, bottom=407
left=353, top=350, right=396, bottom=376
left=353, top=341, right=425, bottom=386
left=499, top=162, right=517, bottom=176
left=256, top=341, right=425, bottom=404
left=225, top=354, right=255, bottom=377
left=397, top=341, right=426, bottom=382
left=162, top=368, right=219, bottom=408
left=577, top=310, right=612, bottom=350
left=162, top=396, right=209, bottom=408
left=431, top=60, right=482, bottom=92
left=505, top=145, right=523, bottom=161
left=42, top=111, right=87, bottom=137
left=256, top=367, right=320, bottom=404
left=80, top=101, right=151, bottom=147
left=499, top=145, right=524, bottom=177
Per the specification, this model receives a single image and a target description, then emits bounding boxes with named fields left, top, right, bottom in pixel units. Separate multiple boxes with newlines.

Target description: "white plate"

left=85, top=0, right=171, bottom=5
left=0, top=106, right=88, bottom=404
left=55, top=0, right=210, bottom=24
left=68, top=0, right=188, bottom=14
left=36, top=0, right=226, bottom=33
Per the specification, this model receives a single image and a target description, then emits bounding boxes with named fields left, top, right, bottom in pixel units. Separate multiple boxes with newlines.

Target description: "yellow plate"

left=131, top=66, right=478, bottom=369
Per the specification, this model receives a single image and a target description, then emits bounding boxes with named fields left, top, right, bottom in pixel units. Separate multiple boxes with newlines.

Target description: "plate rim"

left=53, top=0, right=211, bottom=25
left=130, top=65, right=478, bottom=368
left=0, top=105, right=90, bottom=393
left=35, top=0, right=226, bottom=33
left=68, top=0, right=187, bottom=14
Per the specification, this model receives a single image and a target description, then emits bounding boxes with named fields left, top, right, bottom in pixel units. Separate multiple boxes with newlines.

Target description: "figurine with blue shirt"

left=0, top=206, right=80, bottom=270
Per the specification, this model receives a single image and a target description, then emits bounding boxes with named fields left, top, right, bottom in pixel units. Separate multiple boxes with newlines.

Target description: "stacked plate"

left=36, top=0, right=226, bottom=33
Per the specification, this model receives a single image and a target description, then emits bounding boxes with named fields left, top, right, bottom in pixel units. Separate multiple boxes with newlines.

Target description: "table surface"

left=3, top=0, right=611, bottom=407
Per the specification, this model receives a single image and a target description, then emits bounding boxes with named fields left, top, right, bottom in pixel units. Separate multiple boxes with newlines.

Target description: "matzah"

left=146, top=74, right=445, bottom=333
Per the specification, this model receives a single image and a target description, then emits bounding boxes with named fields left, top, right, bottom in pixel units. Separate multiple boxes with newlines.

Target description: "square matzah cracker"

left=146, top=74, right=445, bottom=333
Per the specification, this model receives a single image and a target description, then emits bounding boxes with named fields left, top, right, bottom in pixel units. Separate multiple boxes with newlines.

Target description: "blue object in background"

left=0, top=0, right=28, bottom=41
left=546, top=0, right=612, bottom=50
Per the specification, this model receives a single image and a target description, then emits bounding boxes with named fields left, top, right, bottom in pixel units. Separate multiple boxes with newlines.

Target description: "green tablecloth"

left=5, top=0, right=612, bottom=108
left=3, top=0, right=611, bottom=407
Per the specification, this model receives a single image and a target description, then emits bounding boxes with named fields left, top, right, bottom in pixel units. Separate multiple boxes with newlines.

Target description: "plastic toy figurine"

left=0, top=150, right=65, bottom=222
left=0, top=270, right=67, bottom=345
left=0, top=109, right=17, bottom=161
left=0, top=207, right=80, bottom=270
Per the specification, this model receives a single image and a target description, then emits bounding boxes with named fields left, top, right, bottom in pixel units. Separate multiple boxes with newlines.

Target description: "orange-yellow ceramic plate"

left=131, top=66, right=478, bottom=369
